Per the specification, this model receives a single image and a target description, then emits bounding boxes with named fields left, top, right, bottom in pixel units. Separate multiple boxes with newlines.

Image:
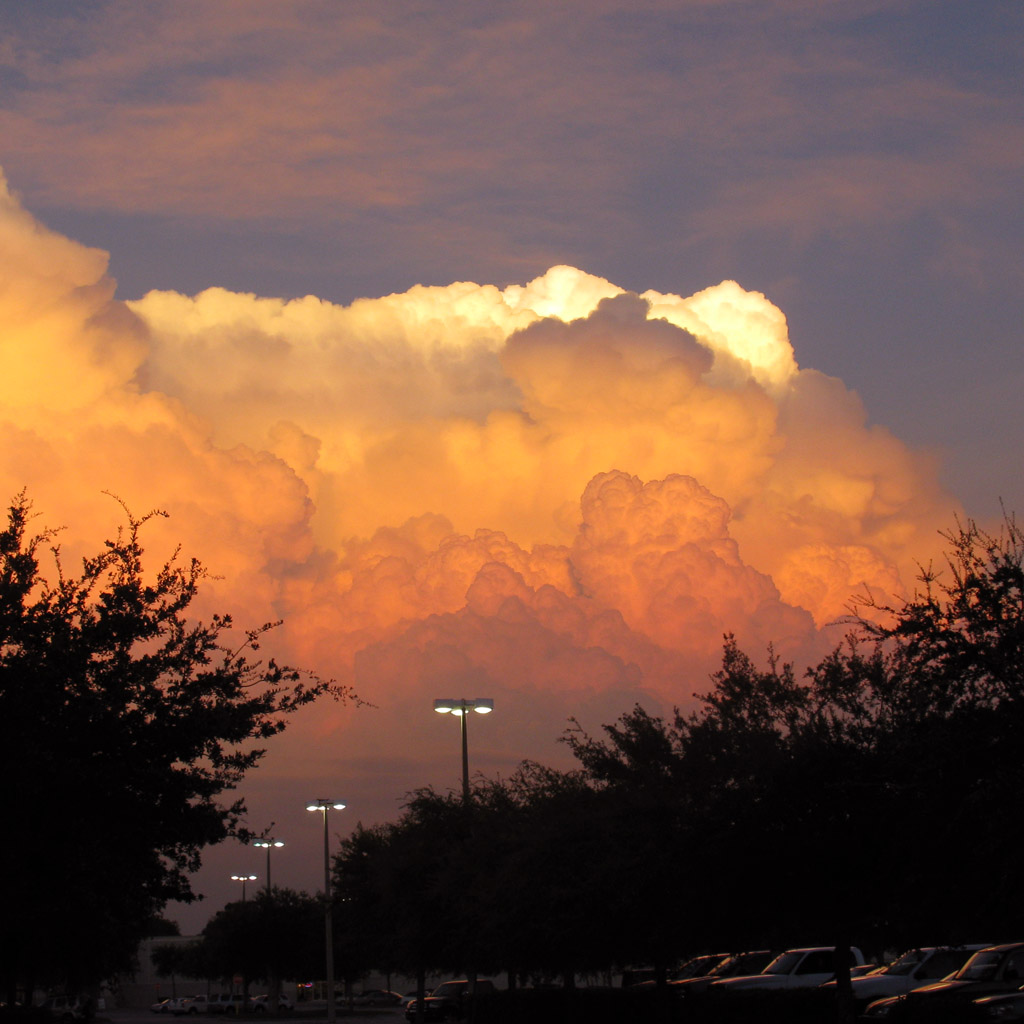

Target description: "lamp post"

left=433, top=699, right=493, bottom=1018
left=253, top=838, right=284, bottom=895
left=306, top=799, right=345, bottom=1024
left=230, top=874, right=257, bottom=902
left=433, top=698, right=494, bottom=803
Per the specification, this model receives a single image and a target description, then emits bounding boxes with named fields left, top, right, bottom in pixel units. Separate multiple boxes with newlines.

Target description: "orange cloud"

left=0, top=172, right=965, bottom=847
left=0, top=167, right=974, bottom=928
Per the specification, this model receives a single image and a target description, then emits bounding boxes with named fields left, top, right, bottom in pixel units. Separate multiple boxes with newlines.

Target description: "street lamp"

left=306, top=799, right=345, bottom=1024
left=433, top=698, right=494, bottom=803
left=230, top=873, right=257, bottom=902
left=253, top=837, right=284, bottom=894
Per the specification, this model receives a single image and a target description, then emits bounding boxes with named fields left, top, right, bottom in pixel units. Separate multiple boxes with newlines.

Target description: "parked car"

left=822, top=945, right=989, bottom=1006
left=168, top=998, right=197, bottom=1016
left=41, top=996, right=84, bottom=1021
left=252, top=995, right=294, bottom=1013
left=629, top=954, right=731, bottom=987
left=973, top=988, right=1024, bottom=1021
left=864, top=942, right=1024, bottom=1020
left=209, top=994, right=247, bottom=1015
left=709, top=945, right=867, bottom=993
left=350, top=990, right=403, bottom=1007
left=151, top=999, right=173, bottom=1014
left=404, top=980, right=496, bottom=1022
left=672, top=950, right=778, bottom=995
left=673, top=953, right=732, bottom=981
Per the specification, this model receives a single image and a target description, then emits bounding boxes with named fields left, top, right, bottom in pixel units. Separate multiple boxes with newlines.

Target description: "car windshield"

left=709, top=956, right=743, bottom=977
left=764, top=952, right=804, bottom=975
left=431, top=983, right=465, bottom=997
left=882, top=950, right=927, bottom=976
left=676, top=956, right=721, bottom=979
left=956, top=951, right=1002, bottom=981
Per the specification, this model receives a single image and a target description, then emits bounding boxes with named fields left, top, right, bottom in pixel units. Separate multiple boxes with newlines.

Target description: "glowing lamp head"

left=434, top=697, right=494, bottom=716
left=306, top=799, right=346, bottom=812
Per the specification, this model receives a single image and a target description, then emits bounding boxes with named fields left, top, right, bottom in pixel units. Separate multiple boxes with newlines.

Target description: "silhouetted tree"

left=0, top=493, right=354, bottom=1002
left=198, top=889, right=323, bottom=995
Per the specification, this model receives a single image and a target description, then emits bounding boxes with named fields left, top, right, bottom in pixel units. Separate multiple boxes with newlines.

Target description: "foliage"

left=0, top=493, right=353, bottom=999
left=324, top=512, right=1024, bottom=1000
left=198, top=888, right=324, bottom=984
left=333, top=790, right=476, bottom=979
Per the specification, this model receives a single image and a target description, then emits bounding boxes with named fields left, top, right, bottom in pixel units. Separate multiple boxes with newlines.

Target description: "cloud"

left=0, top=174, right=966, bottom=924
left=2, top=0, right=1017, bottom=267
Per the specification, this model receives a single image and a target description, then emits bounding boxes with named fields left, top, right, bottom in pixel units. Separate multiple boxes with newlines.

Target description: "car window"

left=923, top=951, right=974, bottom=979
left=431, top=984, right=465, bottom=997
left=796, top=952, right=835, bottom=975
left=765, top=952, right=803, bottom=975
left=1004, top=953, right=1024, bottom=981
left=884, top=950, right=926, bottom=976
left=958, top=951, right=1002, bottom=981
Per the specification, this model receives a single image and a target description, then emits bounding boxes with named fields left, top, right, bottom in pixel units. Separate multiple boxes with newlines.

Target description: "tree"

left=839, top=513, right=1024, bottom=939
left=198, top=889, right=323, bottom=991
left=0, top=493, right=354, bottom=1002
left=333, top=791, right=473, bottom=984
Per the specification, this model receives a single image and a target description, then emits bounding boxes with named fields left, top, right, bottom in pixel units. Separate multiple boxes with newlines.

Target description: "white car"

left=822, top=945, right=990, bottom=1005
left=709, top=946, right=866, bottom=993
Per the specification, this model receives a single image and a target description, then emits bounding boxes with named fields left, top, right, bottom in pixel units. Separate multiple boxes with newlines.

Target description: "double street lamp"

left=306, top=799, right=345, bottom=1024
left=433, top=698, right=494, bottom=803
left=230, top=873, right=257, bottom=902
left=253, top=837, right=284, bottom=894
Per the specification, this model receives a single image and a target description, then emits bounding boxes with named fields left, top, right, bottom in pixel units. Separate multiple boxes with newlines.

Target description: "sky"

left=1, top=0, right=1021, bottom=934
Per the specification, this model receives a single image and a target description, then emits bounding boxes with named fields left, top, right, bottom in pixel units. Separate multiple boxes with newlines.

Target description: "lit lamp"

left=230, top=873, right=257, bottom=902
left=433, top=698, right=494, bottom=803
left=306, top=799, right=345, bottom=1024
left=253, top=837, right=284, bottom=894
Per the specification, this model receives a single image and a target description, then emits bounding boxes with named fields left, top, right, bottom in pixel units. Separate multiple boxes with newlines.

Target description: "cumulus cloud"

left=0, top=173, right=962, bottom=863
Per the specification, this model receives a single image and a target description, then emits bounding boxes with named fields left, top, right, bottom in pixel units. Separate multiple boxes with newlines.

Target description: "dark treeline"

left=0, top=494, right=352, bottom=1005
left=152, top=889, right=322, bottom=1007
left=332, top=515, right=1024, bottom=991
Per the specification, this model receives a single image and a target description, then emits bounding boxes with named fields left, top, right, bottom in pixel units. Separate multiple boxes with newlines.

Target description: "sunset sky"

left=1, top=0, right=1021, bottom=933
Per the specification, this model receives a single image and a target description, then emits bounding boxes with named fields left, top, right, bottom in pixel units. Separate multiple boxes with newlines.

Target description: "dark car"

left=404, top=980, right=496, bottom=1022
left=349, top=990, right=403, bottom=1007
left=627, top=954, right=730, bottom=988
left=973, top=989, right=1024, bottom=1022
left=672, top=950, right=777, bottom=996
left=864, top=942, right=1024, bottom=1022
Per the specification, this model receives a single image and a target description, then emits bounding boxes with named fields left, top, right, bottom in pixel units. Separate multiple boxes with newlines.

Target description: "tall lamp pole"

left=253, top=837, right=284, bottom=895
left=230, top=874, right=257, bottom=902
left=306, top=799, right=345, bottom=1024
left=432, top=698, right=494, bottom=803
